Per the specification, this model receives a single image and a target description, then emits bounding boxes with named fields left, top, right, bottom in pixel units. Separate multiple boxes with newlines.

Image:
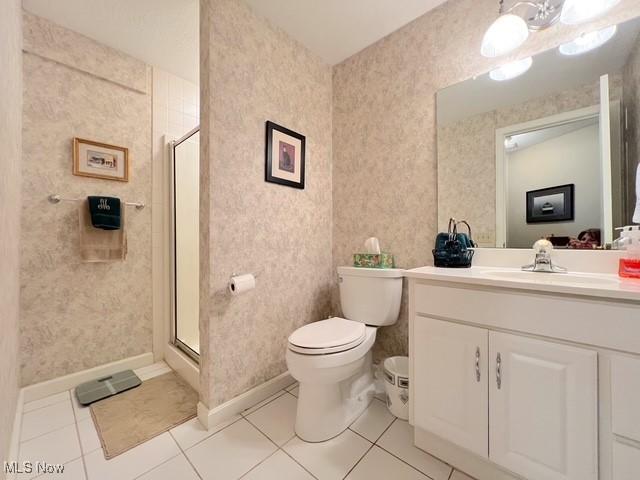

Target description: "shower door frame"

left=169, top=126, right=200, bottom=364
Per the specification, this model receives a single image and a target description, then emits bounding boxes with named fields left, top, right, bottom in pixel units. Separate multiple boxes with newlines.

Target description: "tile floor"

left=15, top=362, right=477, bottom=480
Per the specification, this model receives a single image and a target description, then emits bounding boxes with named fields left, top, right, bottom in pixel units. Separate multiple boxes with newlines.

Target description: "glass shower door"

left=171, top=128, right=200, bottom=360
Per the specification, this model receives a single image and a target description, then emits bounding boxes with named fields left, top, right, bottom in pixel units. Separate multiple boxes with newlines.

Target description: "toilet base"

left=294, top=352, right=375, bottom=442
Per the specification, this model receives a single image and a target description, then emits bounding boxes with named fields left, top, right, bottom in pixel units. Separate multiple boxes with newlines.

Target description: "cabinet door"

left=613, top=441, right=640, bottom=480
left=413, top=317, right=488, bottom=457
left=489, top=332, right=598, bottom=480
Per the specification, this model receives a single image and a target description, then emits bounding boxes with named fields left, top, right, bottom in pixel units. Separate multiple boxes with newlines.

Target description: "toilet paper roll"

left=228, top=274, right=256, bottom=296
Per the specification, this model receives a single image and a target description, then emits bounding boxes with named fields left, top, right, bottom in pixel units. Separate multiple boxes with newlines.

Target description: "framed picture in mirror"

left=526, top=184, right=574, bottom=224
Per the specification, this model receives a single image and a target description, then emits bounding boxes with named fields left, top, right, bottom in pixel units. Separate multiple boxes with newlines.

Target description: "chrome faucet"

left=522, top=239, right=567, bottom=273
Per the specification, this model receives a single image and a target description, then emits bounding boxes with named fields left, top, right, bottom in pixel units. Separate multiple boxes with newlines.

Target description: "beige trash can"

left=383, top=356, right=409, bottom=420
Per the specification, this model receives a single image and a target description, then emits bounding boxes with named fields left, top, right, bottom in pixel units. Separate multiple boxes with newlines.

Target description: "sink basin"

left=484, top=270, right=620, bottom=287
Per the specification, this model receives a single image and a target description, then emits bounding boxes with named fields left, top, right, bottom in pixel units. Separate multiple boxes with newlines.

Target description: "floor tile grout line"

left=19, top=418, right=79, bottom=446
left=341, top=442, right=375, bottom=479
left=164, top=430, right=204, bottom=480
left=371, top=418, right=450, bottom=480
left=372, top=416, right=397, bottom=445
left=175, top=452, right=204, bottom=480
left=236, top=448, right=281, bottom=480
left=372, top=441, right=442, bottom=480
left=347, top=427, right=377, bottom=445
left=240, top=389, right=289, bottom=418
left=129, top=452, right=184, bottom=480
left=22, top=392, right=71, bottom=414
left=69, top=392, right=90, bottom=480
left=279, top=445, right=320, bottom=480
left=179, top=415, right=244, bottom=452
left=242, top=415, right=288, bottom=451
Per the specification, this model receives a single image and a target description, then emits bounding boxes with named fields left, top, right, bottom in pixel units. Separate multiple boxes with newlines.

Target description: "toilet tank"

left=337, top=266, right=404, bottom=326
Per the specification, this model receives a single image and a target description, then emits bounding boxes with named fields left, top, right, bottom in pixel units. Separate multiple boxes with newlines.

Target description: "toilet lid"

left=288, top=317, right=366, bottom=354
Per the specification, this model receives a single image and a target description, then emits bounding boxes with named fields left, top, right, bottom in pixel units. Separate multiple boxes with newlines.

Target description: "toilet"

left=285, top=266, right=403, bottom=442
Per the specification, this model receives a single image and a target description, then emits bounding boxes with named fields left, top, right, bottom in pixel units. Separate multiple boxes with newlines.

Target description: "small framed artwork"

left=73, top=138, right=129, bottom=182
left=526, top=184, right=574, bottom=223
left=265, top=121, right=305, bottom=189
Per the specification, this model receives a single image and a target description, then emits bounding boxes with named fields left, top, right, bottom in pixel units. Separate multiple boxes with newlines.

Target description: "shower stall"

left=170, top=127, right=200, bottom=362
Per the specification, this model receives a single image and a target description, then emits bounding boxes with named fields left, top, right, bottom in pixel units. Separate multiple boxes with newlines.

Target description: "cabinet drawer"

left=412, top=281, right=640, bottom=354
left=613, top=441, right=640, bottom=480
left=611, top=356, right=640, bottom=442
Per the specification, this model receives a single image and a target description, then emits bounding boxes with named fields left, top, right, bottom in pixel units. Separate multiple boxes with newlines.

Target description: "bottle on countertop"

left=615, top=226, right=640, bottom=279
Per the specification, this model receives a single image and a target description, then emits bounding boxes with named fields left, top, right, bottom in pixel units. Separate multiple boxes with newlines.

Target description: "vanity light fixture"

left=481, top=1, right=564, bottom=58
left=489, top=56, right=533, bottom=81
left=481, top=13, right=530, bottom=58
left=560, top=0, right=621, bottom=25
left=482, top=0, right=621, bottom=58
left=559, top=25, right=617, bottom=56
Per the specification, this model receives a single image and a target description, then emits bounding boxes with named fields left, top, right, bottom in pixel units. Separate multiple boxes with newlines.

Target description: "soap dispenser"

left=618, top=226, right=640, bottom=279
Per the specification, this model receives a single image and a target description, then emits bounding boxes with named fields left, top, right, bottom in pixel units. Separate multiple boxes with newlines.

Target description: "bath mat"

left=91, top=371, right=197, bottom=459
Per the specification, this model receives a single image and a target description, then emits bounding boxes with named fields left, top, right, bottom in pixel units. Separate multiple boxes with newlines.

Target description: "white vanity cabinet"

left=488, top=332, right=597, bottom=480
left=413, top=318, right=488, bottom=457
left=413, top=317, right=597, bottom=480
left=407, top=270, right=640, bottom=480
left=610, top=355, right=640, bottom=480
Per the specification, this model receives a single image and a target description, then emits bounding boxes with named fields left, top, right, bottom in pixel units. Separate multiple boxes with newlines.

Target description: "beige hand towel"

left=79, top=200, right=127, bottom=262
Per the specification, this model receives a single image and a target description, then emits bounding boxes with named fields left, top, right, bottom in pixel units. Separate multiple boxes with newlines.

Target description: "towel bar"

left=48, top=194, right=145, bottom=210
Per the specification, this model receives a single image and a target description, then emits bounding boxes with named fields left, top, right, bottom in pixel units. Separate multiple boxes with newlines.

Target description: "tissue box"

left=353, top=253, right=395, bottom=269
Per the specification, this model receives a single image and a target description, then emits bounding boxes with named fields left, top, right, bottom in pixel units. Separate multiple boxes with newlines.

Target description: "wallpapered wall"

left=20, top=13, right=153, bottom=385
left=437, top=77, right=622, bottom=247
left=332, top=0, right=640, bottom=362
left=200, top=0, right=333, bottom=407
left=0, top=0, right=22, bottom=469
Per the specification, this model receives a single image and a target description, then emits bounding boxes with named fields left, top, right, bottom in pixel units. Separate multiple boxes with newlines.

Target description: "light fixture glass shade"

left=559, top=25, right=617, bottom=55
left=561, top=0, right=621, bottom=25
left=489, top=57, right=533, bottom=82
left=481, top=14, right=530, bottom=58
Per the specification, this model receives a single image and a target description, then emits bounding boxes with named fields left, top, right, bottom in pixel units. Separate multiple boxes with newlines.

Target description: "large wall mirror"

left=437, top=16, right=640, bottom=249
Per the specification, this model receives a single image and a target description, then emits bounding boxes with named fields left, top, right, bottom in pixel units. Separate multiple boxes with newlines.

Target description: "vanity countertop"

left=404, top=266, right=640, bottom=303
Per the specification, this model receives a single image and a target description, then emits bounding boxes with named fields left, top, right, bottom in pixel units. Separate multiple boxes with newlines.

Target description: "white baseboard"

left=164, top=344, right=199, bottom=393
left=22, top=352, right=154, bottom=403
left=6, top=389, right=24, bottom=480
left=198, top=371, right=294, bottom=429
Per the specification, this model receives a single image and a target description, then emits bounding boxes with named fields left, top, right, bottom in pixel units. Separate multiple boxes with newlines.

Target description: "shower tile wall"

left=153, top=69, right=199, bottom=139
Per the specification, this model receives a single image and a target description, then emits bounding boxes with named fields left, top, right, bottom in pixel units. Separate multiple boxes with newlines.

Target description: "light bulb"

left=481, top=14, right=530, bottom=58
left=561, top=0, right=621, bottom=25
left=559, top=25, right=617, bottom=56
left=490, top=57, right=533, bottom=82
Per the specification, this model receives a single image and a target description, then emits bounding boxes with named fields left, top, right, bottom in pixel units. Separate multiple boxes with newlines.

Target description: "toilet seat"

left=288, top=317, right=366, bottom=355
